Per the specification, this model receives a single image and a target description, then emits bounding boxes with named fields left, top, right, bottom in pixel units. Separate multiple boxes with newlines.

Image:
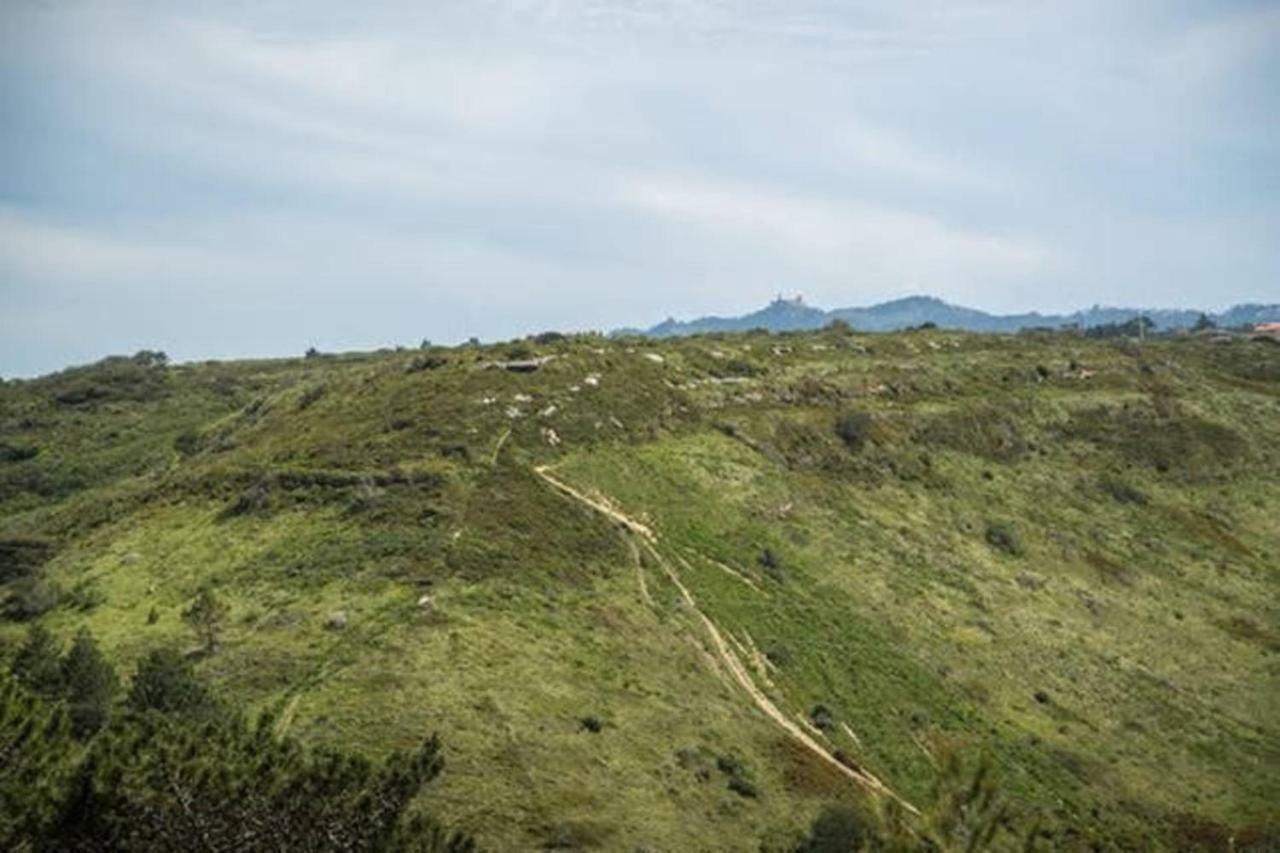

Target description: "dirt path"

left=534, top=464, right=918, bottom=815
left=625, top=537, right=655, bottom=608
left=681, top=550, right=761, bottom=592
left=534, top=465, right=656, bottom=540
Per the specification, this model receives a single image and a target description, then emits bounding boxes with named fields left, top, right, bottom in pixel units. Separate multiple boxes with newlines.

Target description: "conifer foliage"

left=1, top=628, right=471, bottom=852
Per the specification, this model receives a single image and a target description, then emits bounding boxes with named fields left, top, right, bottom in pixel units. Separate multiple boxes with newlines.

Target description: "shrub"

left=763, top=640, right=792, bottom=668
left=173, top=429, right=202, bottom=456
left=5, top=575, right=62, bottom=620
left=984, top=522, right=1023, bottom=557
left=920, top=405, right=1026, bottom=463
left=834, top=410, right=873, bottom=452
left=297, top=383, right=327, bottom=410
left=406, top=355, right=447, bottom=373
left=65, top=579, right=105, bottom=611
left=0, top=535, right=56, bottom=583
left=758, top=548, right=785, bottom=582
left=127, top=647, right=216, bottom=717
left=720, top=358, right=764, bottom=378
left=809, top=704, right=835, bottom=731
left=795, top=805, right=873, bottom=852
left=225, top=477, right=271, bottom=517
left=774, top=419, right=841, bottom=470
left=1099, top=477, right=1148, bottom=505
left=0, top=442, right=39, bottom=463
left=715, top=754, right=759, bottom=798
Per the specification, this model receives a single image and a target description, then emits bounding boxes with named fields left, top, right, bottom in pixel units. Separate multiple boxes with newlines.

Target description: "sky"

left=1, top=0, right=1278, bottom=376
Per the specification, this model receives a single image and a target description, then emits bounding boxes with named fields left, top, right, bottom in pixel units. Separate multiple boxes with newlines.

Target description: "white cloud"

left=0, top=0, right=1276, bottom=374
left=616, top=176, right=1048, bottom=284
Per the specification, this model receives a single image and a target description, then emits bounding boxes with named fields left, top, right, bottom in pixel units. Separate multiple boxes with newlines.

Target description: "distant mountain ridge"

left=618, top=295, right=1280, bottom=337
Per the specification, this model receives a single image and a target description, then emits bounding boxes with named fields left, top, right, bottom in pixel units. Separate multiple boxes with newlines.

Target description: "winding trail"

left=533, top=463, right=918, bottom=815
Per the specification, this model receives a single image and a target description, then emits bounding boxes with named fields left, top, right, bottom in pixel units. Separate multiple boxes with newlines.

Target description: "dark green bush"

left=758, top=548, right=785, bottom=582
left=224, top=477, right=271, bottom=517
left=795, top=805, right=873, bottom=852
left=1099, top=477, right=1148, bottom=505
left=173, top=429, right=202, bottom=456
left=407, top=355, right=447, bottom=373
left=127, top=647, right=217, bottom=717
left=0, top=535, right=56, bottom=582
left=5, top=575, right=62, bottom=620
left=984, top=522, right=1023, bottom=557
left=0, top=442, right=39, bottom=463
left=834, top=410, right=873, bottom=452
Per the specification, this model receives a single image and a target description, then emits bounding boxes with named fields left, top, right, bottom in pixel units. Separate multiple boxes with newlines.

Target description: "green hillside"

left=3, top=328, right=1278, bottom=849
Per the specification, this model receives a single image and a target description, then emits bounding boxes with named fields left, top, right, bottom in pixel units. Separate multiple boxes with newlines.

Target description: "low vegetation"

left=2, top=328, right=1278, bottom=849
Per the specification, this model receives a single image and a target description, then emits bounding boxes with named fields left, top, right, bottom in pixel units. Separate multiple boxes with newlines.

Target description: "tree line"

left=1, top=620, right=473, bottom=852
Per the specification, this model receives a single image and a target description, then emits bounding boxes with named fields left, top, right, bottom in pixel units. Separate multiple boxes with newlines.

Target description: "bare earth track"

left=533, top=464, right=919, bottom=815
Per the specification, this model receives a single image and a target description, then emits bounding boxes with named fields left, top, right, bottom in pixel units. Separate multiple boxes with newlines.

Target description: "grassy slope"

left=1, top=330, right=1277, bottom=849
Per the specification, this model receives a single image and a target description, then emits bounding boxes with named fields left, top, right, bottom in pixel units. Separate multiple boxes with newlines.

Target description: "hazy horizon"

left=4, top=1, right=1278, bottom=376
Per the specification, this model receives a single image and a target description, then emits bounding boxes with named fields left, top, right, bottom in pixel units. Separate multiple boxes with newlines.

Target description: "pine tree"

left=49, top=708, right=473, bottom=851
left=60, top=628, right=118, bottom=738
left=0, top=672, right=73, bottom=848
left=9, top=623, right=63, bottom=697
left=127, top=646, right=216, bottom=717
left=182, top=585, right=229, bottom=653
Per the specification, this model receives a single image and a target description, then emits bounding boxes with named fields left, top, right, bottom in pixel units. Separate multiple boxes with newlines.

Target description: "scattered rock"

left=513, top=393, right=533, bottom=403
left=325, top=611, right=348, bottom=630
left=542, top=427, right=562, bottom=446
left=504, top=406, right=523, bottom=419
left=492, top=355, right=555, bottom=372
left=416, top=594, right=434, bottom=609
left=583, top=375, right=600, bottom=387
left=539, top=404, right=557, bottom=417
left=643, top=353, right=665, bottom=364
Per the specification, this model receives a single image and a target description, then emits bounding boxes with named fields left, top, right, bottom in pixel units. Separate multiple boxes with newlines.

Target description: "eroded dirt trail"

left=534, top=464, right=918, bottom=815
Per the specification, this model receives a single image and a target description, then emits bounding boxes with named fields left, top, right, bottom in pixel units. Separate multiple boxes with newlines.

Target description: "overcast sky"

left=2, top=1, right=1277, bottom=376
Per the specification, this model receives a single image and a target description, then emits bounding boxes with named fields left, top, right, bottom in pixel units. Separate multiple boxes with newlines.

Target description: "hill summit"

left=619, top=294, right=1280, bottom=337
